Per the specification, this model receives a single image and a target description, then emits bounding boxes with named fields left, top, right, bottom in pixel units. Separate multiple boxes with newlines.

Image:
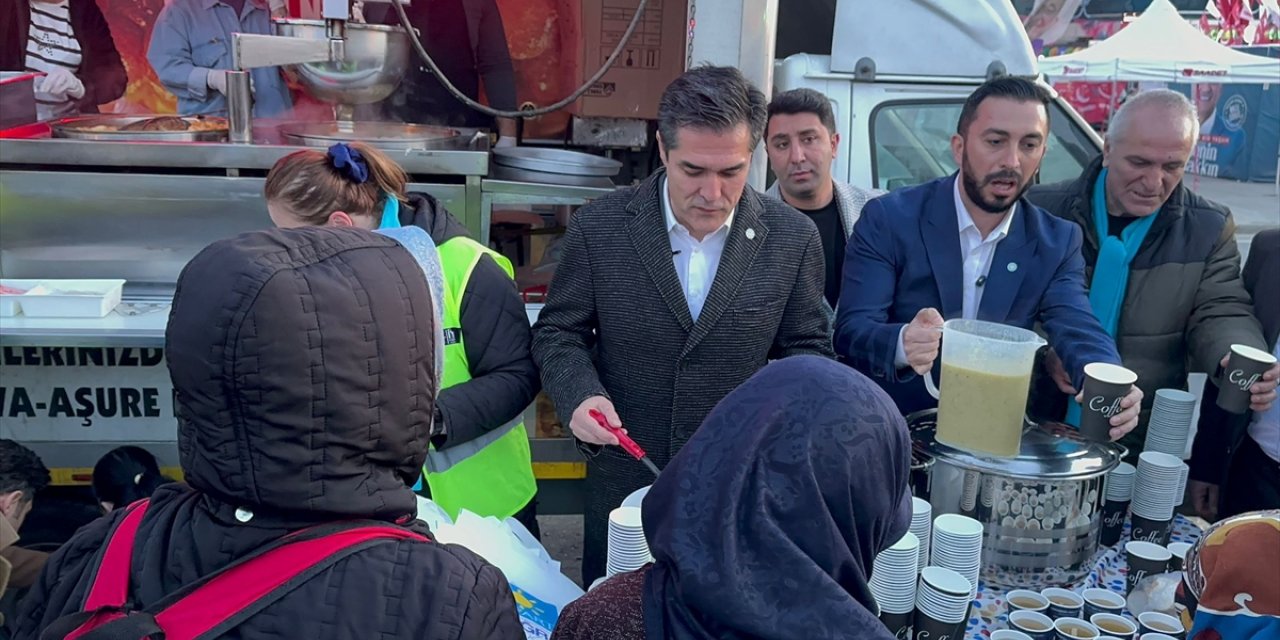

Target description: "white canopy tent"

left=1038, top=0, right=1280, bottom=84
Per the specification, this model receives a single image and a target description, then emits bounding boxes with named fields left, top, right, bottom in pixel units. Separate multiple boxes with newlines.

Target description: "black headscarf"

left=641, top=355, right=913, bottom=640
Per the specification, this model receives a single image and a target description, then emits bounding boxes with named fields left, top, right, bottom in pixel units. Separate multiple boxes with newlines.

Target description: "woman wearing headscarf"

left=551, top=355, right=914, bottom=640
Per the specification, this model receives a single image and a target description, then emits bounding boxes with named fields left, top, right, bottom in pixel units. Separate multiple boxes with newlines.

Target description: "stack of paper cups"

left=931, top=514, right=983, bottom=597
left=606, top=506, right=651, bottom=577
left=1144, top=389, right=1197, bottom=457
left=870, top=532, right=920, bottom=615
left=1104, top=462, right=1137, bottom=502
left=1130, top=452, right=1185, bottom=545
left=910, top=497, right=932, bottom=573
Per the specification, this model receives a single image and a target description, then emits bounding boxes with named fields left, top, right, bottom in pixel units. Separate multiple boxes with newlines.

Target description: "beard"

left=961, top=154, right=1031, bottom=214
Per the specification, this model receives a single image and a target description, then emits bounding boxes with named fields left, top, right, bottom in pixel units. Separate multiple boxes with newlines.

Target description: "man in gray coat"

left=764, top=88, right=884, bottom=309
left=531, top=66, right=835, bottom=584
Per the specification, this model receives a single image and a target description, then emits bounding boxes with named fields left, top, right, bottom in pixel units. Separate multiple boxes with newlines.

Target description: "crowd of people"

left=0, top=49, right=1277, bottom=640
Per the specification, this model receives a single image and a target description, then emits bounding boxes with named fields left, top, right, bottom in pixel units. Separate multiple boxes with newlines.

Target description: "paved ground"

left=539, top=514, right=586, bottom=587
left=534, top=175, right=1277, bottom=592
left=1185, top=174, right=1280, bottom=262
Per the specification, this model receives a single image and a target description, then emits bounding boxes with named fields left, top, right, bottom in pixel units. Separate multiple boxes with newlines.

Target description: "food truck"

left=0, top=0, right=1102, bottom=519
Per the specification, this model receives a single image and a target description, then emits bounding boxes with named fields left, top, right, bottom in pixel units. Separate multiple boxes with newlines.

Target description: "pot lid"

left=909, top=410, right=1125, bottom=481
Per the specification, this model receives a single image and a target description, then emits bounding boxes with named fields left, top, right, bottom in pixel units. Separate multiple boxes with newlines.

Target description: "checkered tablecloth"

left=963, top=514, right=1203, bottom=638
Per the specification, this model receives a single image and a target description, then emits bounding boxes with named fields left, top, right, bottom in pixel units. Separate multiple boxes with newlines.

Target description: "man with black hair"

left=0, top=439, right=51, bottom=613
left=764, top=88, right=884, bottom=309
left=532, top=66, right=833, bottom=584
left=835, top=77, right=1141, bottom=438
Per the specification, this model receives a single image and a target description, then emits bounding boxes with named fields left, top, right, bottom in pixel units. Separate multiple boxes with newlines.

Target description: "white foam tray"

left=0, top=279, right=126, bottom=318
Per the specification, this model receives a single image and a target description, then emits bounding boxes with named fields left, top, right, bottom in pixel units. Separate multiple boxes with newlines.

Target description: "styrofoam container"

left=0, top=279, right=42, bottom=317
left=4, top=279, right=126, bottom=318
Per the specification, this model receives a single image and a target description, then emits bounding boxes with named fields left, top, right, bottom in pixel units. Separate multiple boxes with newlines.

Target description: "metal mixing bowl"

left=273, top=19, right=411, bottom=104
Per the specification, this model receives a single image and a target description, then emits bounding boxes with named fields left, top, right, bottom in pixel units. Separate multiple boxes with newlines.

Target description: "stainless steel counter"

left=0, top=136, right=600, bottom=503
left=0, top=137, right=489, bottom=175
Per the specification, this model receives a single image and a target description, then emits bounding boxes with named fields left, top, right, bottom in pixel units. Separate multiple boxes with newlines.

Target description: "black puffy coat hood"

left=165, top=227, right=438, bottom=521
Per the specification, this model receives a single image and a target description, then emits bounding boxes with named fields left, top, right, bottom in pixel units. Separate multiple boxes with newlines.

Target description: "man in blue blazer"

left=836, top=77, right=1142, bottom=441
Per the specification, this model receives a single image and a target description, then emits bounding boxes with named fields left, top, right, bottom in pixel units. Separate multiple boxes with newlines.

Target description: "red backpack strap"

left=151, top=524, right=427, bottom=640
left=83, top=499, right=151, bottom=610
left=46, top=500, right=153, bottom=640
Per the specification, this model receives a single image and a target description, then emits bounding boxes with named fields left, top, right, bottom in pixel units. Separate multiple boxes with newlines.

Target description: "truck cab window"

left=870, top=99, right=1099, bottom=191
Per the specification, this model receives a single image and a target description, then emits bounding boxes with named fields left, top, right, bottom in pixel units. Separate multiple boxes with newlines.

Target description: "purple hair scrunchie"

left=327, top=142, right=370, bottom=184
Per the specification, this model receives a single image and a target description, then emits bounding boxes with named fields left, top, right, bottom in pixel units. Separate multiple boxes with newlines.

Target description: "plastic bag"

left=417, top=498, right=583, bottom=639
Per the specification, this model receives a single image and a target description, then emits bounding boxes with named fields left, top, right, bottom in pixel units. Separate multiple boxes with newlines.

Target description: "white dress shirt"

left=894, top=177, right=1017, bottom=367
left=1247, top=339, right=1280, bottom=463
left=663, top=179, right=733, bottom=322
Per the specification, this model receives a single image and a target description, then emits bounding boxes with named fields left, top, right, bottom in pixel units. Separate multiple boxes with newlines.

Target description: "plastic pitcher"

left=924, top=319, right=1047, bottom=457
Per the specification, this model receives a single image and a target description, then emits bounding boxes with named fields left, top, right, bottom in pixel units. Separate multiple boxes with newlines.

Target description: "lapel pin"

left=746, top=228, right=756, bottom=240
left=1007, top=262, right=1018, bottom=273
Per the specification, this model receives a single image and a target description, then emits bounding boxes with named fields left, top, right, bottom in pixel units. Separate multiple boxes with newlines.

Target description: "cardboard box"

left=570, top=0, right=687, bottom=120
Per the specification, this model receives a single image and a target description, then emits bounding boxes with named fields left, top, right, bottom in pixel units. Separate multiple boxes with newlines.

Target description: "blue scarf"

left=1067, top=168, right=1156, bottom=425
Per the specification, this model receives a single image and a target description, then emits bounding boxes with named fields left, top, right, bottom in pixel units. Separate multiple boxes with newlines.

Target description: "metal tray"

left=491, top=165, right=616, bottom=189
left=492, top=147, right=622, bottom=177
left=278, top=121, right=471, bottom=150
left=50, top=115, right=229, bottom=141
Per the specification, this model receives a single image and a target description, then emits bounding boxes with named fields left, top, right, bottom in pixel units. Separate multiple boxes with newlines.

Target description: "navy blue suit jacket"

left=834, top=174, right=1120, bottom=416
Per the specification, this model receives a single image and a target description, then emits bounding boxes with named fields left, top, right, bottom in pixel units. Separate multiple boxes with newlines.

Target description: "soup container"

left=913, top=411, right=1125, bottom=589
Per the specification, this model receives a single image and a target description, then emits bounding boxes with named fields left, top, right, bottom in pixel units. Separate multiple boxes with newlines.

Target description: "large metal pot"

left=911, top=410, right=1124, bottom=589
left=273, top=19, right=411, bottom=104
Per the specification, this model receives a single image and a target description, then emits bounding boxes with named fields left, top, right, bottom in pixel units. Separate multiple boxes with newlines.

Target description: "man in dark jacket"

left=1028, top=89, right=1278, bottom=456
left=13, top=228, right=523, bottom=639
left=1189, top=228, right=1280, bottom=521
left=532, top=66, right=834, bottom=585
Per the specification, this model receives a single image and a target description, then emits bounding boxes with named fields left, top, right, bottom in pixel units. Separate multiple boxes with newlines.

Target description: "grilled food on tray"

left=70, top=116, right=227, bottom=133
left=121, top=116, right=190, bottom=132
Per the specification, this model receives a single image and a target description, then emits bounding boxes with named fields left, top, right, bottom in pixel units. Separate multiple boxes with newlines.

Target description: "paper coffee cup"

left=1100, top=500, right=1129, bottom=547
left=1082, top=588, right=1127, bottom=619
left=879, top=609, right=912, bottom=639
left=912, top=607, right=968, bottom=640
left=1125, top=541, right=1172, bottom=594
left=1080, top=363, right=1137, bottom=441
left=1216, top=344, right=1277, bottom=414
left=1007, top=589, right=1051, bottom=614
left=1090, top=612, right=1137, bottom=639
left=1166, top=542, right=1192, bottom=572
left=1010, top=610, right=1056, bottom=640
left=992, top=631, right=1034, bottom=640
left=1054, top=617, right=1100, bottom=640
left=1130, top=514, right=1173, bottom=546
left=1042, top=588, right=1084, bottom=620
left=1137, top=611, right=1185, bottom=639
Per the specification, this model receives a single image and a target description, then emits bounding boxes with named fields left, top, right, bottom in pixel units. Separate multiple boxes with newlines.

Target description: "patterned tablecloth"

left=964, top=514, right=1203, bottom=638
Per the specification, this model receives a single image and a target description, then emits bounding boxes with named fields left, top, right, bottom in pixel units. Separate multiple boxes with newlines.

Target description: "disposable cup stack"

left=1104, top=462, right=1137, bottom=502
left=931, top=513, right=983, bottom=597
left=910, top=497, right=932, bottom=573
left=1144, top=389, right=1197, bottom=457
left=869, top=532, right=920, bottom=615
left=606, top=506, right=651, bottom=577
left=1132, top=452, right=1185, bottom=521
left=914, top=566, right=973, bottom=637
